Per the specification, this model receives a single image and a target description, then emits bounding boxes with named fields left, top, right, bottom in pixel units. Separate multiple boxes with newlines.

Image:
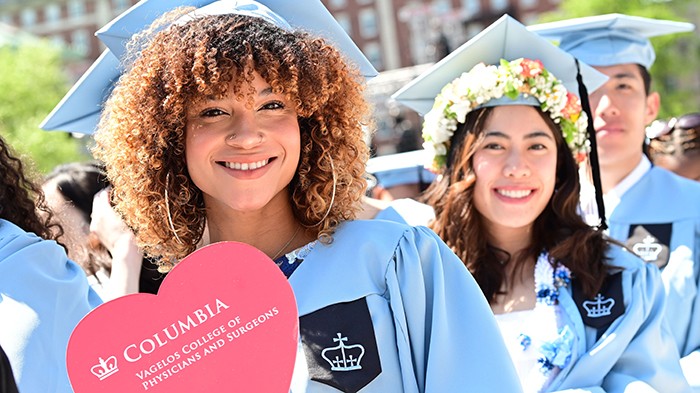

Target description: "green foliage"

left=536, top=0, right=700, bottom=120
left=0, top=40, right=89, bottom=175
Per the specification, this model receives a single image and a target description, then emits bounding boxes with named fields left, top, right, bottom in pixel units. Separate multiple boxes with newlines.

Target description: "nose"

left=503, top=150, right=531, bottom=178
left=591, top=90, right=619, bottom=119
left=225, top=115, right=264, bottom=149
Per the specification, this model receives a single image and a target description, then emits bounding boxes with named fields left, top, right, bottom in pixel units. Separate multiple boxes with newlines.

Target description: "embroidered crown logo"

left=632, top=235, right=663, bottom=262
left=582, top=294, right=615, bottom=318
left=321, top=333, right=365, bottom=371
left=90, top=356, right=119, bottom=380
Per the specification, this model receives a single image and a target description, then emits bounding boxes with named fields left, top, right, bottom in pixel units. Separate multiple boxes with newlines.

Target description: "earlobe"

left=645, top=92, right=661, bottom=125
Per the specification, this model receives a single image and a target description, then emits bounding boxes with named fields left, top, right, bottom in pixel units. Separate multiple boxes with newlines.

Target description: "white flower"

left=421, top=58, right=588, bottom=171
left=423, top=109, right=454, bottom=145
left=451, top=101, right=472, bottom=124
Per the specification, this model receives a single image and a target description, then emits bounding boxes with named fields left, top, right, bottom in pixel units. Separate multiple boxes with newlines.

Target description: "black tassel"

left=575, top=59, right=608, bottom=231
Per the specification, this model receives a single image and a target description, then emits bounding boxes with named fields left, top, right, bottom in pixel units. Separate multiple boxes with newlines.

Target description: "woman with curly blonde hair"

left=81, top=1, right=520, bottom=391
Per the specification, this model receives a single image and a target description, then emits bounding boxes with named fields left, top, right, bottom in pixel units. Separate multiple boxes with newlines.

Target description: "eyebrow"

left=200, top=86, right=275, bottom=101
left=484, top=130, right=554, bottom=140
left=611, top=72, right=639, bottom=81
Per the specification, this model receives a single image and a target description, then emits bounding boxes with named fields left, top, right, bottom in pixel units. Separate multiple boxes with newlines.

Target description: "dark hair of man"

left=638, top=64, right=652, bottom=96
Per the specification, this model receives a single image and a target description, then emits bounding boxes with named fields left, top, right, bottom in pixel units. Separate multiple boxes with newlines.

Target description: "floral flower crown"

left=421, top=58, right=589, bottom=172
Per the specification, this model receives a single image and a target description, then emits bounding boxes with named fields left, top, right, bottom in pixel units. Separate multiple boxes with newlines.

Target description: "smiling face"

left=185, top=71, right=301, bottom=216
left=472, top=106, right=558, bottom=239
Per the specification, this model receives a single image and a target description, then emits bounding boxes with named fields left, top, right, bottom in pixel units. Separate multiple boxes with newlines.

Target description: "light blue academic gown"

left=545, top=245, right=688, bottom=393
left=287, top=219, right=523, bottom=392
left=0, top=219, right=102, bottom=393
left=599, top=166, right=700, bottom=391
left=373, top=201, right=688, bottom=391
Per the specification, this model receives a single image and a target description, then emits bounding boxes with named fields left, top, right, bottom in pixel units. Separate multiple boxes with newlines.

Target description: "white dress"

left=495, top=254, right=573, bottom=393
left=496, top=308, right=569, bottom=392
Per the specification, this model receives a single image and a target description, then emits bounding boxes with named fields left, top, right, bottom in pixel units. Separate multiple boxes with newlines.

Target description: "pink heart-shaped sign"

left=67, top=242, right=299, bottom=392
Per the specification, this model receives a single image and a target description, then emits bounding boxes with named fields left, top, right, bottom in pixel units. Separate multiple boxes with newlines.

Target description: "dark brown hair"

left=0, top=135, right=61, bottom=240
left=422, top=107, right=609, bottom=301
left=43, top=161, right=112, bottom=278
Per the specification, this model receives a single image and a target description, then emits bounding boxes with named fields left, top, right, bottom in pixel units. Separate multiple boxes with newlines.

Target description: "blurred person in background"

left=647, top=112, right=700, bottom=181
left=0, top=135, right=101, bottom=393
left=359, top=149, right=437, bottom=225
left=42, top=162, right=166, bottom=300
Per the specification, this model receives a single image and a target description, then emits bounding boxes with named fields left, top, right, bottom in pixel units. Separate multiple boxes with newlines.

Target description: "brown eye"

left=201, top=108, right=228, bottom=117
left=260, top=101, right=284, bottom=111
left=483, top=142, right=503, bottom=150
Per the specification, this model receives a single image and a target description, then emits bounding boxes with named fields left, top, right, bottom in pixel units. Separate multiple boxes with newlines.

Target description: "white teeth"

left=224, top=159, right=269, bottom=170
left=497, top=189, right=532, bottom=198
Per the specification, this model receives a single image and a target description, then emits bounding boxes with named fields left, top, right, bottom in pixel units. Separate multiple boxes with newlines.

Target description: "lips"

left=595, top=125, right=623, bottom=135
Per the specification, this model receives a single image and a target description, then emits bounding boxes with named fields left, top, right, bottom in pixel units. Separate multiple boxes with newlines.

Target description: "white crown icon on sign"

left=632, top=235, right=663, bottom=262
left=583, top=294, right=615, bottom=318
left=91, top=356, right=119, bottom=380
left=321, top=333, right=365, bottom=371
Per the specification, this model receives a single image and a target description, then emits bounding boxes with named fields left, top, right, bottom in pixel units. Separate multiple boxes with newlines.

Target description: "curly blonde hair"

left=93, top=10, right=371, bottom=267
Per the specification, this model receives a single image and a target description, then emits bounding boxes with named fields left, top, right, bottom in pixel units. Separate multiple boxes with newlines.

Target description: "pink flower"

left=520, top=58, right=544, bottom=78
left=561, top=92, right=582, bottom=120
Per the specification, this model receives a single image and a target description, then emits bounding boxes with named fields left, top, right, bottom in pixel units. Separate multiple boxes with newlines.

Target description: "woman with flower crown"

left=394, top=15, right=688, bottom=393
left=45, top=0, right=524, bottom=391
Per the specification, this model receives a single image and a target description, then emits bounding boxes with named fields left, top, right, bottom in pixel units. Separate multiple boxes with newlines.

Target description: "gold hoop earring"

left=302, top=155, right=336, bottom=228
left=164, top=173, right=184, bottom=245
left=157, top=258, right=176, bottom=274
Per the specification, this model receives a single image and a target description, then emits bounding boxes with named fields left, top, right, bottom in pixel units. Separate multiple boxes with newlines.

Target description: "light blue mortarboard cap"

left=40, top=0, right=377, bottom=134
left=528, top=13, right=695, bottom=69
left=40, top=49, right=121, bottom=134
left=96, top=0, right=376, bottom=78
left=391, top=14, right=608, bottom=115
left=367, top=150, right=437, bottom=189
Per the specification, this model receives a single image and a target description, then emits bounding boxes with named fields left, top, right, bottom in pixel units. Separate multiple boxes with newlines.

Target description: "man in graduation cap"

left=530, top=14, right=700, bottom=388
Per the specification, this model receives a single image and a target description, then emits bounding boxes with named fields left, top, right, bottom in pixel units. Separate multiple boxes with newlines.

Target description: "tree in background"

left=0, top=40, right=89, bottom=175
left=537, top=0, right=700, bottom=120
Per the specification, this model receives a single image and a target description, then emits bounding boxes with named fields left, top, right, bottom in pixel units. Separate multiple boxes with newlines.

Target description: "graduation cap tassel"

left=575, top=59, right=607, bottom=231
